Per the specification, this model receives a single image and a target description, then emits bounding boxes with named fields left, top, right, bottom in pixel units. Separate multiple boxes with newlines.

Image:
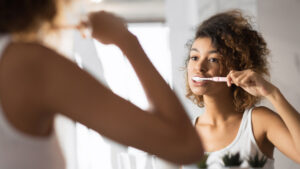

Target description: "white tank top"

left=0, top=34, right=65, bottom=169
left=184, top=107, right=274, bottom=169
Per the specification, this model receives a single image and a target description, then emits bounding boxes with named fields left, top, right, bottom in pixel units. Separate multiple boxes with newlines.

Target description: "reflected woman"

left=183, top=10, right=300, bottom=169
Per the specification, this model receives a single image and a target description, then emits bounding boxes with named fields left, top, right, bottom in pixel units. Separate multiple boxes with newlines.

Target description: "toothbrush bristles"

left=192, top=77, right=227, bottom=82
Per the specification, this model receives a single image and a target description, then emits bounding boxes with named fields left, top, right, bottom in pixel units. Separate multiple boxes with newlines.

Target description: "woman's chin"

left=191, top=89, right=206, bottom=96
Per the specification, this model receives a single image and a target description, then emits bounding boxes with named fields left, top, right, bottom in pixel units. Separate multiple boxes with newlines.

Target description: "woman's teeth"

left=192, top=77, right=203, bottom=82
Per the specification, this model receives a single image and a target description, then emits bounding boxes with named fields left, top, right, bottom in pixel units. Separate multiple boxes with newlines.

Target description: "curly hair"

left=0, top=0, right=65, bottom=34
left=185, top=10, right=270, bottom=112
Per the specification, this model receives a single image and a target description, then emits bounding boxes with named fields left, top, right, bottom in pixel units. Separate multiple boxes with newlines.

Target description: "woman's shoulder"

left=5, top=42, right=62, bottom=62
left=0, top=41, right=76, bottom=93
left=252, top=106, right=278, bottom=118
left=3, top=41, right=75, bottom=75
left=251, top=106, right=281, bottom=129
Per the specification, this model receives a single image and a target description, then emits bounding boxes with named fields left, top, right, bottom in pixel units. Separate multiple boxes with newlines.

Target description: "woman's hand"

left=88, top=11, right=131, bottom=45
left=226, top=69, right=277, bottom=97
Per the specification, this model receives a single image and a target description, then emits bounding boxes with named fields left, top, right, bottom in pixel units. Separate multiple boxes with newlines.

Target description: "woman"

left=0, top=0, right=203, bottom=168
left=183, top=10, right=300, bottom=168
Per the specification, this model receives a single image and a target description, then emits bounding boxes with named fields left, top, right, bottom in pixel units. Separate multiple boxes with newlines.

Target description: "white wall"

left=258, top=0, right=300, bottom=168
left=165, top=0, right=202, bottom=121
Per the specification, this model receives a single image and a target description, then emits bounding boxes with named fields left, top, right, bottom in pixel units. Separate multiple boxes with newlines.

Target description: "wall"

left=258, top=0, right=300, bottom=168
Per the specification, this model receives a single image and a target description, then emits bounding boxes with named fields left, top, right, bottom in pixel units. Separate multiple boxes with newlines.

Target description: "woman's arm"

left=228, top=69, right=300, bottom=163
left=1, top=11, right=202, bottom=165
left=41, top=12, right=203, bottom=164
left=265, top=88, right=300, bottom=162
left=89, top=11, right=187, bottom=124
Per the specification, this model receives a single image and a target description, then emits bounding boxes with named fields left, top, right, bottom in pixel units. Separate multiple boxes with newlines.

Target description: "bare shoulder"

left=0, top=41, right=83, bottom=114
left=1, top=42, right=74, bottom=91
left=1, top=42, right=52, bottom=85
left=0, top=42, right=63, bottom=95
left=2, top=41, right=79, bottom=83
left=252, top=106, right=279, bottom=118
left=252, top=106, right=282, bottom=130
left=3, top=42, right=68, bottom=66
left=0, top=42, right=74, bottom=136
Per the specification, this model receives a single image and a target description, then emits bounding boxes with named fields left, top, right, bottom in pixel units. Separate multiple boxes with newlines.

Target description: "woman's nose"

left=194, top=60, right=207, bottom=73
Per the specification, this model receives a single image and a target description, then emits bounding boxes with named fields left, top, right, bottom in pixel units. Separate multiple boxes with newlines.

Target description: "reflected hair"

left=185, top=10, right=270, bottom=112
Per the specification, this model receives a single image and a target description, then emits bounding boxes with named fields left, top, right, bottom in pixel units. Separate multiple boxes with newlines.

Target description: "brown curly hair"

left=185, top=10, right=270, bottom=112
left=0, top=0, right=68, bottom=34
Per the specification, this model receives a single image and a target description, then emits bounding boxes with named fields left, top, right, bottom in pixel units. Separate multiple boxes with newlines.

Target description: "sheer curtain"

left=74, top=23, right=177, bottom=169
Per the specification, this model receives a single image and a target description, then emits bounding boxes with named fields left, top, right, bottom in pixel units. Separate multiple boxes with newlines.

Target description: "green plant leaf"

left=222, top=152, right=243, bottom=167
left=247, top=152, right=267, bottom=167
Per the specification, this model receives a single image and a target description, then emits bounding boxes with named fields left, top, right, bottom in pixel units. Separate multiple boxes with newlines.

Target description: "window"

left=76, top=23, right=171, bottom=169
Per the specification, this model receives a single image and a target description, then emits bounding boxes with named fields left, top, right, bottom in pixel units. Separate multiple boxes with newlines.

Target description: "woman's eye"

left=190, top=56, right=198, bottom=61
left=208, top=58, right=219, bottom=63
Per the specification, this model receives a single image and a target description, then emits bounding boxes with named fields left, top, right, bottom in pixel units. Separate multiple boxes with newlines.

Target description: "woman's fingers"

left=87, top=11, right=129, bottom=44
left=227, top=70, right=243, bottom=87
left=226, top=75, right=231, bottom=87
left=226, top=70, right=233, bottom=87
left=227, top=69, right=276, bottom=97
left=227, top=70, right=256, bottom=87
left=234, top=72, right=248, bottom=87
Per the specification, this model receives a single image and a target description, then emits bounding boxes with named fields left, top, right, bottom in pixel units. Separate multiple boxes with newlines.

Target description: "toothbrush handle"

left=212, top=77, right=227, bottom=82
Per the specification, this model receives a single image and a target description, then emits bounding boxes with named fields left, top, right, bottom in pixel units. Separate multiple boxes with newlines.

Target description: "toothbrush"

left=192, top=77, right=227, bottom=82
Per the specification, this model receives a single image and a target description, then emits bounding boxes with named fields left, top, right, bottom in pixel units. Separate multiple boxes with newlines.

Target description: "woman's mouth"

left=192, top=76, right=205, bottom=82
left=191, top=77, right=208, bottom=86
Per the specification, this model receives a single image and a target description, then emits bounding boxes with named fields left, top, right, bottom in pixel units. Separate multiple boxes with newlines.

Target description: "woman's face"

left=187, top=37, right=228, bottom=96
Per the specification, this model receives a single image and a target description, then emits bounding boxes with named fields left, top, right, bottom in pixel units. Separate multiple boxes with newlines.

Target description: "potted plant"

left=194, top=152, right=268, bottom=169
left=247, top=152, right=267, bottom=169
left=222, top=152, right=244, bottom=169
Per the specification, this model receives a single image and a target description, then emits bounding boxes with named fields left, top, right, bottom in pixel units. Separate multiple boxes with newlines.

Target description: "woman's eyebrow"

left=190, top=48, right=217, bottom=53
left=190, top=48, right=199, bottom=52
left=190, top=49, right=218, bottom=55
left=208, top=50, right=218, bottom=54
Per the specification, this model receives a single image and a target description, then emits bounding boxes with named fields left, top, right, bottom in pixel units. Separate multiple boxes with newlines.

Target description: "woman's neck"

left=201, top=91, right=241, bottom=125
